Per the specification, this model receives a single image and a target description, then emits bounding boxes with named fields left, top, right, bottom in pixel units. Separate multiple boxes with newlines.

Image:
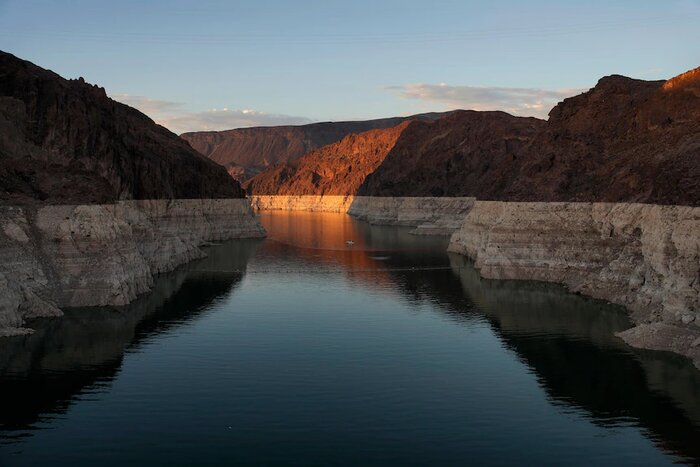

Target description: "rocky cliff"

left=249, top=67, right=700, bottom=206
left=506, top=69, right=700, bottom=205
left=448, top=202, right=700, bottom=368
left=246, top=122, right=411, bottom=195
left=0, top=199, right=265, bottom=335
left=358, top=110, right=545, bottom=197
left=0, top=52, right=265, bottom=336
left=180, top=113, right=448, bottom=182
left=0, top=50, right=244, bottom=204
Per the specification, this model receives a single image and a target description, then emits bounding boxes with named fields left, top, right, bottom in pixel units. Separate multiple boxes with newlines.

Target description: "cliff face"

left=0, top=199, right=265, bottom=335
left=358, top=111, right=545, bottom=197
left=180, top=113, right=448, bottom=182
left=448, top=201, right=700, bottom=368
left=0, top=51, right=244, bottom=204
left=246, top=122, right=411, bottom=195
left=249, top=67, right=700, bottom=206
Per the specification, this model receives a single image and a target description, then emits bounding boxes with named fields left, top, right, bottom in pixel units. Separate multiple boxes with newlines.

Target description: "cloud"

left=385, top=83, right=586, bottom=119
left=112, top=94, right=313, bottom=134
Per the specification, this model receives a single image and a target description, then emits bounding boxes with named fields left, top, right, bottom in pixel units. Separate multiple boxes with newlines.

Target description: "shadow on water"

left=0, top=238, right=263, bottom=442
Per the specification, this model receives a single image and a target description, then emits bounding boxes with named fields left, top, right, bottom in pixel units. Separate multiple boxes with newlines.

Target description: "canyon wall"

left=0, top=199, right=265, bottom=336
left=182, top=112, right=448, bottom=182
left=250, top=195, right=475, bottom=235
left=448, top=201, right=700, bottom=368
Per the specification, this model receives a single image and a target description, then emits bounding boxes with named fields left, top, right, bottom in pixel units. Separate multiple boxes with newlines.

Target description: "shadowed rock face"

left=0, top=51, right=244, bottom=204
left=358, top=110, right=545, bottom=197
left=508, top=70, right=700, bottom=205
left=180, top=113, right=449, bottom=182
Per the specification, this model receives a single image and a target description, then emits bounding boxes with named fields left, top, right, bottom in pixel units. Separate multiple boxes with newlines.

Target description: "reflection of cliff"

left=257, top=211, right=449, bottom=292
left=435, top=254, right=700, bottom=464
left=0, top=239, right=261, bottom=438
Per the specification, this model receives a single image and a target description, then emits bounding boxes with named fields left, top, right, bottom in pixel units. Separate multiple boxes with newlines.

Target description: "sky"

left=1, top=0, right=699, bottom=134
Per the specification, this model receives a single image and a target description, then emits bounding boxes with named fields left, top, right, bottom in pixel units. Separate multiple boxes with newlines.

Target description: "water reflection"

left=0, top=239, right=262, bottom=441
left=1, top=212, right=699, bottom=465
left=262, top=212, right=700, bottom=464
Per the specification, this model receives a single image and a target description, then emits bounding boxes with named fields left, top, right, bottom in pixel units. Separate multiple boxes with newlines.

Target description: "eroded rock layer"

left=448, top=201, right=700, bottom=368
left=0, top=199, right=265, bottom=335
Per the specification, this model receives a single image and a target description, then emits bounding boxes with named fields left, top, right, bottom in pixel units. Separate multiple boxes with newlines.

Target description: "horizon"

left=1, top=0, right=699, bottom=134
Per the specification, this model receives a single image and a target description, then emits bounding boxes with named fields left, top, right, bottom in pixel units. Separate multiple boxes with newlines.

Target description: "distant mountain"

left=248, top=67, right=700, bottom=206
left=0, top=51, right=244, bottom=204
left=246, top=122, right=412, bottom=195
left=180, top=112, right=450, bottom=182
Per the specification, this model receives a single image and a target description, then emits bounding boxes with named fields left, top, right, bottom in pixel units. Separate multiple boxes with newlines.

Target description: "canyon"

left=1, top=49, right=699, bottom=371
left=242, top=66, right=700, bottom=368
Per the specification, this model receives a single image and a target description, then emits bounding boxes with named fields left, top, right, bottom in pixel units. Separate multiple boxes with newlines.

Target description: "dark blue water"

left=1, top=212, right=699, bottom=466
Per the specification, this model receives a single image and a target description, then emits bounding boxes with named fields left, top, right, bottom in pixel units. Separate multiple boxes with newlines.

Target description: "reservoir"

left=1, top=212, right=699, bottom=466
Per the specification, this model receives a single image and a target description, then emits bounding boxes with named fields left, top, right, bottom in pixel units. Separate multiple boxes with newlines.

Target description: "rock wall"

left=448, top=201, right=700, bottom=367
left=250, top=195, right=475, bottom=235
left=348, top=197, right=475, bottom=235
left=250, top=195, right=355, bottom=213
left=0, top=199, right=265, bottom=335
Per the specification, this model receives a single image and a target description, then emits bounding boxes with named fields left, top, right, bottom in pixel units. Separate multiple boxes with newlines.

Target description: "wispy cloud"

left=385, top=83, right=586, bottom=119
left=112, top=94, right=314, bottom=134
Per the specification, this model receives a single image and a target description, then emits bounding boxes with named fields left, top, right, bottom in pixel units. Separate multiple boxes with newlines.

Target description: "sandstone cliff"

left=180, top=113, right=448, bottom=182
left=0, top=51, right=244, bottom=204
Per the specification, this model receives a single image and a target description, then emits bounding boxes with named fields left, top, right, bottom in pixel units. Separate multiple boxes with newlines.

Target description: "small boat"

left=345, top=240, right=355, bottom=246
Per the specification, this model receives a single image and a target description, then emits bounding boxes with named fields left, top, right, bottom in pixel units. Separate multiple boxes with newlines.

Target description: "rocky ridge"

left=181, top=112, right=448, bottom=182
left=0, top=50, right=244, bottom=204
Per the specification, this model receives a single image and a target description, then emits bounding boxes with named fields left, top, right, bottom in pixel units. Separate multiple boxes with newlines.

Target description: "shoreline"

left=251, top=195, right=700, bottom=369
left=0, top=198, right=266, bottom=335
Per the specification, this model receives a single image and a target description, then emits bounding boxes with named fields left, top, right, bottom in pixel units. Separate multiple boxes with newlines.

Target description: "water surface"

left=1, top=212, right=700, bottom=466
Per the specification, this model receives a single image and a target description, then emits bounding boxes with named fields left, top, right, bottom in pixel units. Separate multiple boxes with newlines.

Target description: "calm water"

left=1, top=212, right=700, bottom=466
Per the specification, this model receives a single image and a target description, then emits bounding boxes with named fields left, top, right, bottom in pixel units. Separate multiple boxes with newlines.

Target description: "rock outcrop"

left=0, top=50, right=244, bottom=204
left=181, top=113, right=448, bottom=182
left=0, top=199, right=265, bottom=335
left=448, top=201, right=700, bottom=368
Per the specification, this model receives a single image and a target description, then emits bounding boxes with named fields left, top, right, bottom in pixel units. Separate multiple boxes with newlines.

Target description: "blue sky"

left=1, top=0, right=699, bottom=133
